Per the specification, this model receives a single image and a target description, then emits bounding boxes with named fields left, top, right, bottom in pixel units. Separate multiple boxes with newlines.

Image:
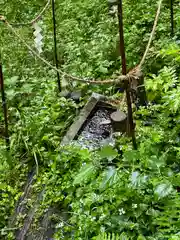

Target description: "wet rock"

left=60, top=90, right=82, bottom=102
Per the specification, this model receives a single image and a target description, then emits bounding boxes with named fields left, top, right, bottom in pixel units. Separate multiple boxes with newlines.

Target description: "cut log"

left=110, top=110, right=127, bottom=132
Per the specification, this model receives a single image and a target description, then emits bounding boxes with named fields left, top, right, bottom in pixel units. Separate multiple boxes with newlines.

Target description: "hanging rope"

left=0, top=16, right=143, bottom=86
left=0, top=0, right=163, bottom=86
left=0, top=15, right=128, bottom=85
left=139, top=0, right=163, bottom=69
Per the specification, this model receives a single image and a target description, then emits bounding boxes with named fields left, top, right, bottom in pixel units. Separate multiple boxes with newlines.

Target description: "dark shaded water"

left=77, top=107, right=115, bottom=150
left=9, top=170, right=57, bottom=240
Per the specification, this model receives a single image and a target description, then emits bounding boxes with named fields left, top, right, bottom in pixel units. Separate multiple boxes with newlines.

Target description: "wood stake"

left=117, top=0, right=137, bottom=149
left=0, top=61, right=10, bottom=150
left=52, top=0, right=61, bottom=92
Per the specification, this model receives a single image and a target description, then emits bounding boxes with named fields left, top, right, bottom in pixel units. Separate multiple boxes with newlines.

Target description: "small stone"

left=60, top=90, right=70, bottom=98
left=70, top=90, right=82, bottom=101
left=100, top=120, right=111, bottom=125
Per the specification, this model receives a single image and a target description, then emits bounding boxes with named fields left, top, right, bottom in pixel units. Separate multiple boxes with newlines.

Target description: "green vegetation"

left=0, top=0, right=180, bottom=239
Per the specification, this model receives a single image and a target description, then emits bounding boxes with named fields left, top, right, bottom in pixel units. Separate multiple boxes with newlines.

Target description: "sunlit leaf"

left=131, top=171, right=148, bottom=188
left=98, top=146, right=118, bottom=161
left=119, top=232, right=129, bottom=240
left=123, top=150, right=139, bottom=162
left=73, top=164, right=95, bottom=185
left=154, top=182, right=173, bottom=199
left=100, top=166, right=117, bottom=189
left=137, top=235, right=146, bottom=240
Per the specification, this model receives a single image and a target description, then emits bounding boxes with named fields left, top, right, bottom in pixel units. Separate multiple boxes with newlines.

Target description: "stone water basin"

left=61, top=93, right=127, bottom=150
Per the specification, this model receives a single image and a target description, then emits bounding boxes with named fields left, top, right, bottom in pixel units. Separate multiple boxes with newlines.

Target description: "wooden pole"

left=170, top=0, right=174, bottom=36
left=117, top=0, right=137, bottom=149
left=52, top=0, right=61, bottom=92
left=0, top=61, right=10, bottom=150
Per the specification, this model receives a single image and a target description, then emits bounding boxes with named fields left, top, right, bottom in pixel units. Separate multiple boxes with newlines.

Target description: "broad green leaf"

left=154, top=182, right=173, bottom=199
left=6, top=89, right=15, bottom=98
left=98, top=146, right=118, bottom=161
left=73, top=164, right=95, bottom=185
left=21, top=84, right=33, bottom=93
left=168, top=236, right=180, bottom=240
left=123, top=150, right=139, bottom=161
left=100, top=166, right=117, bottom=189
left=6, top=76, right=18, bottom=85
left=131, top=171, right=148, bottom=188
left=137, top=235, right=146, bottom=240
left=119, top=232, right=129, bottom=240
left=42, top=135, right=49, bottom=141
left=99, top=66, right=108, bottom=74
left=0, top=183, right=7, bottom=190
left=131, top=171, right=139, bottom=182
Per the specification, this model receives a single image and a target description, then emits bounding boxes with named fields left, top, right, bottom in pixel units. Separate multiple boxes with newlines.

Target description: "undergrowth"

left=0, top=0, right=180, bottom=239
